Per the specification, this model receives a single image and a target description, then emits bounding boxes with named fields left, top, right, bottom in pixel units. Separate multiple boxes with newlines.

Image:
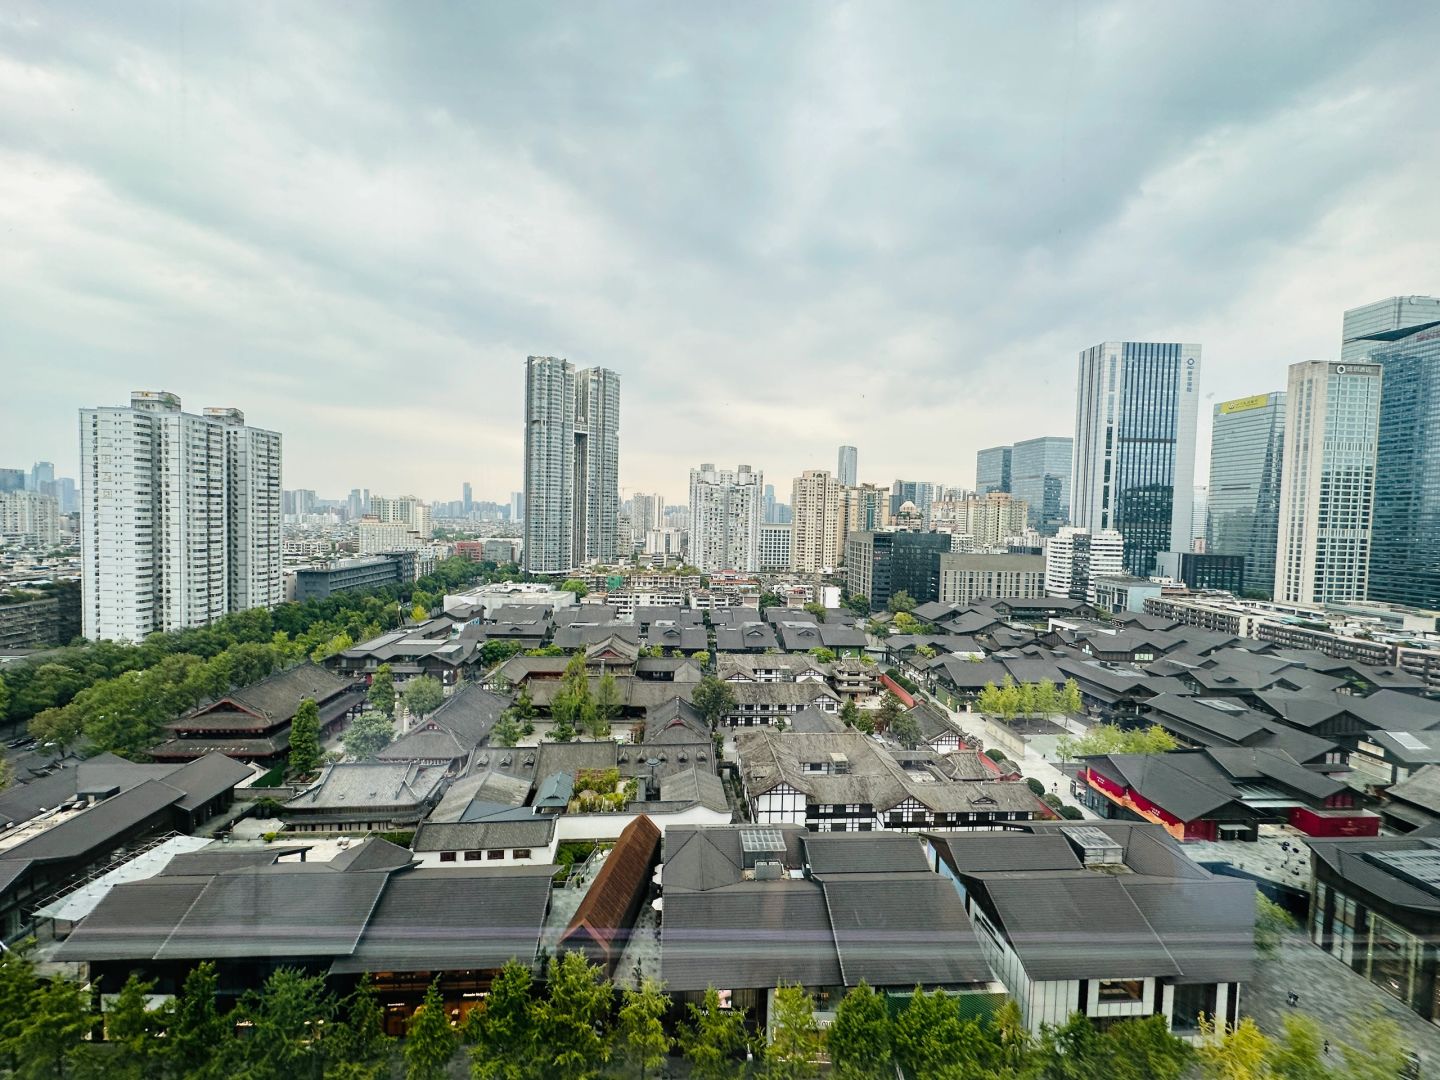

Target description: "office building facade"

left=846, top=530, right=952, bottom=608
left=1009, top=436, right=1072, bottom=534
left=792, top=469, right=842, bottom=573
left=688, top=464, right=763, bottom=572
left=838, top=483, right=890, bottom=554
left=1044, top=526, right=1124, bottom=604
left=976, top=446, right=1012, bottom=494
left=1275, top=361, right=1382, bottom=605
left=1341, top=295, right=1440, bottom=362
left=522, top=356, right=621, bottom=573
left=1155, top=551, right=1245, bottom=594
left=1073, top=341, right=1201, bottom=575
left=0, top=490, right=60, bottom=546
left=632, top=493, right=665, bottom=541
left=1355, top=313, right=1440, bottom=607
left=938, top=552, right=1046, bottom=607
left=1207, top=392, right=1285, bottom=597
left=759, top=522, right=793, bottom=572
left=80, top=391, right=282, bottom=642
left=836, top=445, right=858, bottom=487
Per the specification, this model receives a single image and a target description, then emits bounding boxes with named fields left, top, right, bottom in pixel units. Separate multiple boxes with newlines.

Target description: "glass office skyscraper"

left=976, top=446, right=1011, bottom=494
left=1207, top=392, right=1285, bottom=598
left=1010, top=436, right=1072, bottom=535
left=1360, top=324, right=1440, bottom=607
left=1275, top=361, right=1382, bottom=605
left=836, top=445, right=858, bottom=487
left=1072, top=341, right=1201, bottom=575
left=1341, top=296, right=1440, bottom=362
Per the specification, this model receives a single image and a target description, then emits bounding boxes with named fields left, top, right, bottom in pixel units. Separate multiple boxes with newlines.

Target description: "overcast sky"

left=3, top=3, right=1438, bottom=506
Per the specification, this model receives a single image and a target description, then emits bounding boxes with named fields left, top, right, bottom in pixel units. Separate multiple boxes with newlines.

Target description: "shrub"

left=1041, top=793, right=1064, bottom=809
left=1058, top=806, right=1085, bottom=820
left=983, top=748, right=1006, bottom=761
left=1025, top=778, right=1046, bottom=796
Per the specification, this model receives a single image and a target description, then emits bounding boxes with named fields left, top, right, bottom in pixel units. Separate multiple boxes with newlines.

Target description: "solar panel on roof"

left=739, top=828, right=786, bottom=853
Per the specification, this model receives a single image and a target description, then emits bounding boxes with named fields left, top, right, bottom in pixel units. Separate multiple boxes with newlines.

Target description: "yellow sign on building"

left=1218, top=394, right=1271, bottom=415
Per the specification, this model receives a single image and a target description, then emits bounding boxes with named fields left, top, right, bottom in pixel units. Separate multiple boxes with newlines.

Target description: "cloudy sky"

left=3, top=3, right=1438, bottom=507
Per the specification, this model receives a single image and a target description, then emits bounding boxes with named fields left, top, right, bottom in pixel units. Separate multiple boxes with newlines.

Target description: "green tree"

left=851, top=708, right=875, bottom=735
left=0, top=756, right=11, bottom=792
left=469, top=959, right=541, bottom=1080
left=170, top=962, right=228, bottom=1080
left=511, top=685, right=536, bottom=723
left=326, top=974, right=392, bottom=1080
left=1340, top=1005, right=1407, bottom=1080
left=402, top=675, right=445, bottom=720
left=1061, top=677, right=1083, bottom=714
left=1106, top=1016, right=1191, bottom=1080
left=0, top=940, right=37, bottom=1076
left=691, top=650, right=711, bottom=669
left=839, top=698, right=860, bottom=729
left=481, top=639, right=524, bottom=666
left=889, top=710, right=923, bottom=750
left=843, top=594, right=871, bottom=616
left=537, top=952, right=612, bottom=1079
left=679, top=988, right=750, bottom=1080
left=368, top=663, right=396, bottom=717
left=828, top=981, right=891, bottom=1080
left=765, top=985, right=821, bottom=1080
left=13, top=976, right=92, bottom=1080
left=594, top=673, right=621, bottom=739
left=891, top=988, right=979, bottom=1079
left=105, top=973, right=167, bottom=1080
left=875, top=692, right=902, bottom=735
left=1035, top=1013, right=1109, bottom=1080
left=0, top=675, right=9, bottom=725
left=1255, top=894, right=1298, bottom=959
left=343, top=710, right=396, bottom=760
left=289, top=698, right=323, bottom=778
left=615, top=978, right=671, bottom=1080
left=887, top=590, right=916, bottom=614
left=230, top=967, right=336, bottom=1080
left=803, top=602, right=827, bottom=622
left=1266, top=1013, right=1332, bottom=1080
left=491, top=712, right=523, bottom=748
left=809, top=647, right=837, bottom=664
left=691, top=675, right=736, bottom=729
left=560, top=579, right=589, bottom=598
left=976, top=681, right=1002, bottom=716
left=1032, top=678, right=1059, bottom=718
left=891, top=612, right=921, bottom=635
left=1196, top=1015, right=1271, bottom=1080
left=405, top=979, right=458, bottom=1080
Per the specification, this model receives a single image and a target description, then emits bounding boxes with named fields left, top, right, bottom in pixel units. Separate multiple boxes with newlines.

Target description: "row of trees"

left=975, top=677, right=1083, bottom=722
left=549, top=655, right=621, bottom=742
left=0, top=937, right=1413, bottom=1080
left=0, top=557, right=508, bottom=759
left=1055, top=722, right=1179, bottom=761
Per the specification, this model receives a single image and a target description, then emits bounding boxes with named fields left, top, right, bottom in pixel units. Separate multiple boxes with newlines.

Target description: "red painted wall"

left=1289, top=806, right=1380, bottom=837
left=881, top=675, right=916, bottom=708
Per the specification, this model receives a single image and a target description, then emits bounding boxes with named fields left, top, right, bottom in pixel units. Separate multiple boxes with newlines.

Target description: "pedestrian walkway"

left=923, top=693, right=1099, bottom=819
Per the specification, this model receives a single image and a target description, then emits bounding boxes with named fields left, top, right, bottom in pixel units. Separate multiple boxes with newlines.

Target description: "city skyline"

left=4, top=6, right=1440, bottom=497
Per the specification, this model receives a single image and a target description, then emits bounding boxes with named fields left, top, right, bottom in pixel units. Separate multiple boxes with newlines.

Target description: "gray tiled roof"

left=659, top=767, right=729, bottom=814
left=1388, top=765, right=1440, bottom=815
left=414, top=818, right=555, bottom=852
left=927, top=832, right=1082, bottom=874
left=660, top=882, right=841, bottom=991
left=330, top=866, right=554, bottom=973
left=1121, top=877, right=1257, bottom=985
left=822, top=873, right=993, bottom=987
left=2, top=779, right=184, bottom=864
left=801, top=832, right=929, bottom=876
left=211, top=663, right=352, bottom=721
left=284, top=762, right=447, bottom=812
left=163, top=753, right=254, bottom=812
left=54, top=876, right=211, bottom=961
left=977, top=874, right=1181, bottom=981
left=155, top=867, right=389, bottom=959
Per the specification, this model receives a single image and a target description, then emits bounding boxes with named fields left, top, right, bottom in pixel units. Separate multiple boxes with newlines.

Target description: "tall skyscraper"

left=1009, top=436, right=1072, bottom=534
left=930, top=492, right=1029, bottom=549
left=762, top=484, right=777, bottom=523
left=1207, top=392, right=1285, bottom=597
left=688, top=464, right=763, bottom=572
left=1072, top=341, right=1201, bottom=575
left=1045, top=526, right=1125, bottom=603
left=889, top=480, right=937, bottom=523
left=0, top=491, right=59, bottom=546
left=1341, top=295, right=1440, bottom=362
left=632, top=493, right=665, bottom=541
left=1348, top=303, right=1440, bottom=607
left=1275, top=361, right=1382, bottom=605
left=206, top=407, right=283, bottom=614
left=792, top=469, right=842, bottom=572
left=975, top=447, right=1012, bottom=494
left=28, top=461, right=55, bottom=494
left=522, top=356, right=620, bottom=573
left=837, top=445, right=858, bottom=487
left=0, top=468, right=25, bottom=493
left=510, top=491, right=524, bottom=524
left=573, top=365, right=621, bottom=563
left=838, top=483, right=890, bottom=555
left=462, top=482, right=473, bottom=513
left=80, top=391, right=282, bottom=642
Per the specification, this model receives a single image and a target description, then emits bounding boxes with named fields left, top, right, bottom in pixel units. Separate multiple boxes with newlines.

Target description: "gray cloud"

left=2, top=1, right=1438, bottom=505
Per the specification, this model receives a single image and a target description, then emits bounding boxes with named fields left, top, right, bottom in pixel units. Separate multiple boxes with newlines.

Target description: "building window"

left=439, top=851, right=457, bottom=863
left=513, top=849, right=531, bottom=859
left=464, top=851, right=483, bottom=861
left=487, top=850, right=505, bottom=860
left=1097, top=979, right=1143, bottom=1002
